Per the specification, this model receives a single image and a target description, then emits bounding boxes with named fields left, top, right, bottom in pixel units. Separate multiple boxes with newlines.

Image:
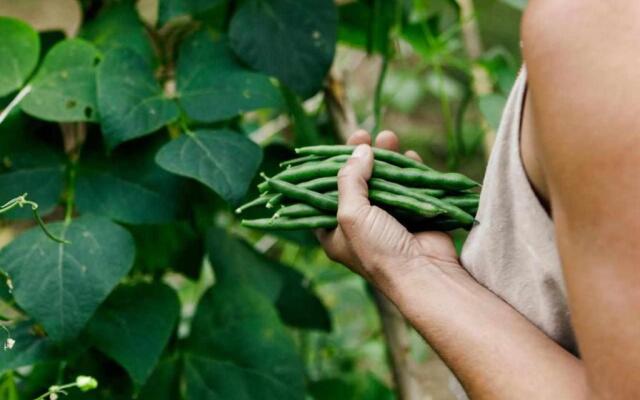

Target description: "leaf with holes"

left=87, top=282, right=180, bottom=387
left=81, top=2, right=156, bottom=65
left=229, top=0, right=337, bottom=98
left=155, top=129, right=262, bottom=205
left=97, top=48, right=179, bottom=149
left=177, top=31, right=282, bottom=123
left=184, top=285, right=305, bottom=400
left=0, top=17, right=39, bottom=97
left=20, top=39, right=100, bottom=122
left=0, top=216, right=135, bottom=342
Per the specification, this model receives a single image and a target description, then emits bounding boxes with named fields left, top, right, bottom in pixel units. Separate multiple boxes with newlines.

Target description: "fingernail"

left=352, top=144, right=370, bottom=158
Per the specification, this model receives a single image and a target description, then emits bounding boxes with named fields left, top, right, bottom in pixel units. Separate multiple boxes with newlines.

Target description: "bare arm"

left=319, top=2, right=640, bottom=398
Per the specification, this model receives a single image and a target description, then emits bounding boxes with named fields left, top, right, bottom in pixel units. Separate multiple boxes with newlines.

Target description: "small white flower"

left=49, top=393, right=58, bottom=400
left=6, top=277, right=13, bottom=292
left=75, top=375, right=98, bottom=391
left=4, top=338, right=15, bottom=350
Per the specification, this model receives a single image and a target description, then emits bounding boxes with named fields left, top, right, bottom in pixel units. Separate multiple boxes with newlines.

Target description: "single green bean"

left=267, top=176, right=339, bottom=208
left=441, top=195, right=479, bottom=209
left=274, top=203, right=323, bottom=219
left=296, top=145, right=433, bottom=171
left=235, top=194, right=274, bottom=214
left=368, top=190, right=442, bottom=218
left=258, top=162, right=343, bottom=192
left=413, top=188, right=447, bottom=198
left=242, top=216, right=337, bottom=230
left=373, top=163, right=479, bottom=190
left=368, top=178, right=474, bottom=225
left=266, top=178, right=338, bottom=212
left=279, top=155, right=323, bottom=168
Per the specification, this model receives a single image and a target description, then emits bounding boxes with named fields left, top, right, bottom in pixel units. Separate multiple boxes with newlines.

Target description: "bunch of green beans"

left=237, top=145, right=481, bottom=232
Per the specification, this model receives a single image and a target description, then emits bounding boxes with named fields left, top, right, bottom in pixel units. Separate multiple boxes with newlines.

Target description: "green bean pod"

left=372, top=164, right=479, bottom=190
left=242, top=216, right=338, bottom=230
left=368, top=190, right=442, bottom=218
left=265, top=178, right=338, bottom=212
left=279, top=155, right=323, bottom=168
left=258, top=162, right=343, bottom=192
left=296, top=145, right=433, bottom=171
left=368, top=178, right=475, bottom=225
left=441, top=195, right=480, bottom=209
left=235, top=194, right=274, bottom=214
left=267, top=176, right=339, bottom=208
left=274, top=203, right=323, bottom=219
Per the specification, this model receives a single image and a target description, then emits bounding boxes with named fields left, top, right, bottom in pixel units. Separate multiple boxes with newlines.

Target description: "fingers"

left=347, top=129, right=371, bottom=146
left=375, top=130, right=399, bottom=151
left=337, top=144, right=374, bottom=227
left=404, top=150, right=422, bottom=162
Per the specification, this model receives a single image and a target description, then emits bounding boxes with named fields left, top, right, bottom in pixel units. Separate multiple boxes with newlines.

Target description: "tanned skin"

left=317, top=1, right=640, bottom=398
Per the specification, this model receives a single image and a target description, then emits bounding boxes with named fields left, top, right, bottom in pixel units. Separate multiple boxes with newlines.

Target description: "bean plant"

left=0, top=0, right=521, bottom=398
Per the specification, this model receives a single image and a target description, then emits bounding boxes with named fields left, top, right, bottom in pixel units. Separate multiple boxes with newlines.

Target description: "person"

left=317, top=1, right=640, bottom=398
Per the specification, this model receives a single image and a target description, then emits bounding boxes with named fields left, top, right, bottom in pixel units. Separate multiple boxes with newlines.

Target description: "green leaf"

left=177, top=31, right=282, bottom=123
left=206, top=226, right=283, bottom=302
left=138, top=356, right=182, bottom=400
left=337, top=0, right=397, bottom=55
left=130, top=222, right=203, bottom=279
left=87, top=282, right=180, bottom=387
left=155, top=129, right=262, bottom=205
left=0, top=117, right=65, bottom=219
left=0, top=216, right=135, bottom=342
left=21, top=39, right=101, bottom=122
left=184, top=285, right=305, bottom=400
left=0, top=17, right=39, bottom=97
left=229, top=0, right=337, bottom=98
left=0, top=321, right=61, bottom=374
left=81, top=2, right=156, bottom=65
left=0, top=166, right=65, bottom=219
left=76, top=138, right=184, bottom=225
left=275, top=266, right=331, bottom=331
left=158, top=0, right=226, bottom=26
left=97, top=48, right=179, bottom=149
left=206, top=227, right=330, bottom=331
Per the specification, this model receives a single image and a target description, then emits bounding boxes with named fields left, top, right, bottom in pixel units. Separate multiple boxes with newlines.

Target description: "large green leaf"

left=21, top=39, right=101, bottom=122
left=0, top=321, right=61, bottom=374
left=206, top=227, right=330, bottom=331
left=177, top=31, right=282, bottom=123
left=0, top=216, right=135, bottom=342
left=158, top=0, right=226, bottom=25
left=0, top=17, right=39, bottom=97
left=229, top=0, right=337, bottom=98
left=97, top=48, right=179, bottom=149
left=81, top=2, right=156, bottom=65
left=184, top=285, right=305, bottom=400
left=206, top=227, right=282, bottom=301
left=87, top=282, right=180, bottom=387
left=155, top=129, right=262, bottom=205
left=76, top=136, right=185, bottom=224
left=129, top=222, right=203, bottom=279
left=0, top=115, right=65, bottom=219
left=138, top=357, right=182, bottom=400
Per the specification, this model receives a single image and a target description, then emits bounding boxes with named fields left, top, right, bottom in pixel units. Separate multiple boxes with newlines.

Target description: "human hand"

left=317, top=130, right=462, bottom=291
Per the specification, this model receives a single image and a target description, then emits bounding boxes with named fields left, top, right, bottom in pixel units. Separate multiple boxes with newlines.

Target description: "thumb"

left=337, top=144, right=374, bottom=224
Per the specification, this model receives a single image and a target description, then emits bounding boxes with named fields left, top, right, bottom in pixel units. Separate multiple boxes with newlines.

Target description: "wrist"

left=375, top=255, right=470, bottom=314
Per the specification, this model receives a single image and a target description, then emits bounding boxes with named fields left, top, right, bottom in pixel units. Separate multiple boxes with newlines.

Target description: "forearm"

left=383, top=259, right=588, bottom=399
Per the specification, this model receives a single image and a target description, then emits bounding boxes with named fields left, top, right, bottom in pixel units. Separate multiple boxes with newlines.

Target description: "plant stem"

left=373, top=55, right=389, bottom=137
left=0, top=85, right=32, bottom=126
left=64, top=162, right=77, bottom=225
left=433, top=63, right=459, bottom=169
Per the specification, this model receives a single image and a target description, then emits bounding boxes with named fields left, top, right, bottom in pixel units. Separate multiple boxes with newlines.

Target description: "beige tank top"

left=450, top=68, right=577, bottom=397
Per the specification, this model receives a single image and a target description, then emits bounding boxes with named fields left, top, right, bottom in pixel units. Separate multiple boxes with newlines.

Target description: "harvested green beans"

left=240, top=145, right=481, bottom=232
